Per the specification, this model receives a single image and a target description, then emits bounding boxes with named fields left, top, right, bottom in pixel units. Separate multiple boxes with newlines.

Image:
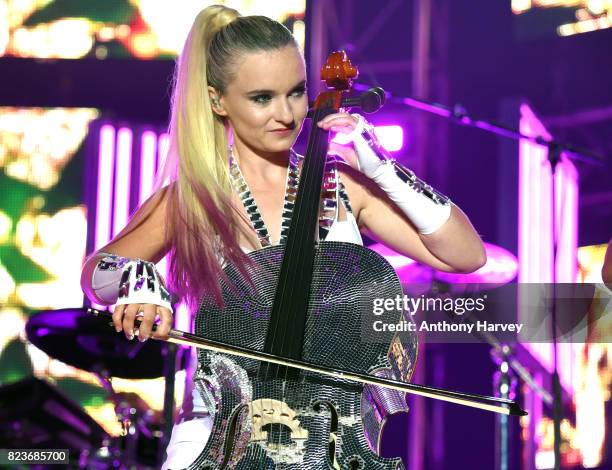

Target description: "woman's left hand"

left=318, top=112, right=361, bottom=170
left=317, top=112, right=359, bottom=134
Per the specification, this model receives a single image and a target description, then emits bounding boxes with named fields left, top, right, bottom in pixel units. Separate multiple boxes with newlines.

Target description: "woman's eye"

left=291, top=87, right=306, bottom=97
left=251, top=94, right=271, bottom=104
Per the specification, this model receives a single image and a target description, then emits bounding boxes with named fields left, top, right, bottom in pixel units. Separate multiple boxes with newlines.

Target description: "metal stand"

left=481, top=336, right=552, bottom=470
left=351, top=83, right=606, bottom=167
left=491, top=345, right=519, bottom=470
left=417, top=275, right=552, bottom=469
left=487, top=341, right=553, bottom=470
left=94, top=368, right=159, bottom=469
left=547, top=144, right=563, bottom=470
left=93, top=369, right=139, bottom=469
left=158, top=341, right=178, bottom=466
left=429, top=277, right=553, bottom=470
left=353, top=85, right=604, bottom=469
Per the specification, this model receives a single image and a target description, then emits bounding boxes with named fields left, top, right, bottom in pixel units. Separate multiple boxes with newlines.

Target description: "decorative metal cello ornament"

left=87, top=51, right=526, bottom=469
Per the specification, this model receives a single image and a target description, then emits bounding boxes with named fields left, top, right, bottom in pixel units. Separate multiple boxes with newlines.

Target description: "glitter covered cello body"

left=188, top=51, right=417, bottom=469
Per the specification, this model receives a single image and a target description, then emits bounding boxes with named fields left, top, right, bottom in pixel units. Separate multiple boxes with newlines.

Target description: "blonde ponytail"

left=159, top=5, right=297, bottom=308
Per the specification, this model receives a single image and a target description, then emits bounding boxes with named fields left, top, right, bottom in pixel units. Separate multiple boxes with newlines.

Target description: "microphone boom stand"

left=357, top=86, right=606, bottom=469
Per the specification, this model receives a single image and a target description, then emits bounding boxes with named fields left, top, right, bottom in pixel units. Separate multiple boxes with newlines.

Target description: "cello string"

left=288, top=107, right=332, bottom=453
left=261, top=105, right=324, bottom=450
left=268, top=104, right=325, bottom=367
left=279, top=105, right=327, bottom=448
left=258, top=58, right=354, bottom=461
left=270, top=104, right=328, bottom=454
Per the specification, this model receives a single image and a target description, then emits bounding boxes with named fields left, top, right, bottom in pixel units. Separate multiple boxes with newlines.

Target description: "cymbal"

left=369, top=242, right=519, bottom=289
left=26, top=308, right=185, bottom=379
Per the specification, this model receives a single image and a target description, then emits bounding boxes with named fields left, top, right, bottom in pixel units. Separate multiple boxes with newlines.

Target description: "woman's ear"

left=208, top=86, right=227, bottom=117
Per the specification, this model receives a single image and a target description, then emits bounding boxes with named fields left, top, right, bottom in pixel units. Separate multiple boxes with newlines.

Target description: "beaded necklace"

left=228, top=148, right=346, bottom=248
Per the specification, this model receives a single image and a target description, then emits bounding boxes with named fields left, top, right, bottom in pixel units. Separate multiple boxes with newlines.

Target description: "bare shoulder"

left=95, top=183, right=175, bottom=263
left=335, top=161, right=387, bottom=224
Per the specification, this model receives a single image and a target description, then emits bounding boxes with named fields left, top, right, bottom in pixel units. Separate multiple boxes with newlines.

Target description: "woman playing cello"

left=81, top=5, right=486, bottom=468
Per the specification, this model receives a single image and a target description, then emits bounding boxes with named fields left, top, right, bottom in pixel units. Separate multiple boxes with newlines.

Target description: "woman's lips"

left=270, top=128, right=293, bottom=134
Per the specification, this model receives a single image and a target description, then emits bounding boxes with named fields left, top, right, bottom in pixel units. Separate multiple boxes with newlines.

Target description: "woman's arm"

left=81, top=185, right=173, bottom=340
left=339, top=164, right=486, bottom=273
left=320, top=113, right=486, bottom=273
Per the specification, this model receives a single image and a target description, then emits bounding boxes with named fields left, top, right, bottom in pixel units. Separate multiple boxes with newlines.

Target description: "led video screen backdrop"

left=1, top=0, right=306, bottom=59
left=0, top=107, right=188, bottom=437
left=512, top=0, right=612, bottom=38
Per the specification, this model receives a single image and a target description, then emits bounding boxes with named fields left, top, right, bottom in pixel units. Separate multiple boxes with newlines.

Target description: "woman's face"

left=213, top=45, right=308, bottom=155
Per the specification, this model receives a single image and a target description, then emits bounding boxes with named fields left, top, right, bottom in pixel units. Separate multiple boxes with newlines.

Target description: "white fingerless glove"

left=90, top=253, right=173, bottom=312
left=346, top=114, right=452, bottom=235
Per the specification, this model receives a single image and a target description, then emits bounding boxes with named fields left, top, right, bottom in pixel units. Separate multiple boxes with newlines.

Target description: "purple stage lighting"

left=332, top=125, right=404, bottom=152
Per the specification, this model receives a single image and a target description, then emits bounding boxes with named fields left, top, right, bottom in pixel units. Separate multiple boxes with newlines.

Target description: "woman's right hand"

left=112, top=303, right=173, bottom=342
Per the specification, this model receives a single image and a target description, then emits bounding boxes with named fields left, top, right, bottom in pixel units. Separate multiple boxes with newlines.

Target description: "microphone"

left=307, top=86, right=386, bottom=119
left=341, top=86, right=386, bottom=113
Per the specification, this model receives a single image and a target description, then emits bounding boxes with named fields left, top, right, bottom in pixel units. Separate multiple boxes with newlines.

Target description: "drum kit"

left=0, top=307, right=187, bottom=469
left=370, top=241, right=519, bottom=290
left=5, top=242, right=517, bottom=468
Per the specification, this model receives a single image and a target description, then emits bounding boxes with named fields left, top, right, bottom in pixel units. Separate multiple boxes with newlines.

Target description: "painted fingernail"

left=116, top=325, right=122, bottom=332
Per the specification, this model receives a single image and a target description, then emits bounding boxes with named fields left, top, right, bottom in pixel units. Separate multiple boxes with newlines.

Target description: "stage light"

left=16, top=207, right=88, bottom=309
left=0, top=210, right=12, bottom=244
left=12, top=19, right=93, bottom=59
left=158, top=132, right=170, bottom=181
left=92, top=125, right=178, bottom=353
left=0, top=107, right=95, bottom=312
left=95, top=125, right=115, bottom=250
left=516, top=103, right=608, bottom=470
left=518, top=103, right=579, bottom=388
left=332, top=125, right=404, bottom=152
left=112, top=128, right=133, bottom=236
left=1, top=108, right=97, bottom=189
left=292, top=20, right=306, bottom=51
left=512, top=0, right=532, bottom=14
left=513, top=1, right=612, bottom=37
left=518, top=103, right=578, bottom=285
left=0, top=309, right=26, bottom=357
left=374, top=125, right=404, bottom=152
left=577, top=243, right=608, bottom=282
left=139, top=131, right=157, bottom=205
left=0, top=264, right=14, bottom=305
